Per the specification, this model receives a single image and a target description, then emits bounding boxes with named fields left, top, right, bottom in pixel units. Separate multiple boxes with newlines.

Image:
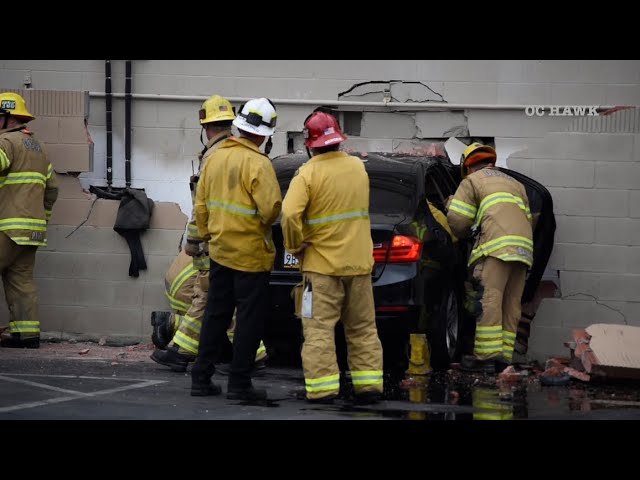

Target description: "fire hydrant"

left=407, top=333, right=431, bottom=376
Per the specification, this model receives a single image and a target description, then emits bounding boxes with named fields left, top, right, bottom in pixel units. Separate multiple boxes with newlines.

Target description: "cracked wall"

left=510, top=120, right=640, bottom=361
left=2, top=61, right=640, bottom=354
left=1, top=60, right=638, bottom=216
left=0, top=174, right=187, bottom=342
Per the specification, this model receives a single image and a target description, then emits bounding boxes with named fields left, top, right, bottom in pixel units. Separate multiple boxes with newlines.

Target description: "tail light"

left=373, top=243, right=388, bottom=263
left=376, top=306, right=410, bottom=312
left=373, top=235, right=422, bottom=263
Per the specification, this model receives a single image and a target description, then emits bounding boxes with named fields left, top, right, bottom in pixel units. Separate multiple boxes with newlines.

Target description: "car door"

left=496, top=167, right=557, bottom=302
left=428, top=161, right=556, bottom=364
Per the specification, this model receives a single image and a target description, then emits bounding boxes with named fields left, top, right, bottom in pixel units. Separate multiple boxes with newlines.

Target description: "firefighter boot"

left=494, top=356, right=511, bottom=374
left=150, top=345, right=194, bottom=372
left=354, top=391, right=382, bottom=405
left=0, top=333, right=40, bottom=349
left=191, top=375, right=222, bottom=397
left=227, top=384, right=268, bottom=401
left=150, top=311, right=173, bottom=350
left=306, top=393, right=339, bottom=405
left=460, top=354, right=496, bottom=374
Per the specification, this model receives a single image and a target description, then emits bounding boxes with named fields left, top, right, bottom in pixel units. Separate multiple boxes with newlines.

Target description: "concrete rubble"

left=414, top=323, right=640, bottom=389
left=534, top=323, right=640, bottom=385
left=568, top=324, right=640, bottom=381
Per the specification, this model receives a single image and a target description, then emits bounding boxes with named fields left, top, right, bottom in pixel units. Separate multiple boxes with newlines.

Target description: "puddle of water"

left=386, top=369, right=640, bottom=420
left=281, top=366, right=640, bottom=420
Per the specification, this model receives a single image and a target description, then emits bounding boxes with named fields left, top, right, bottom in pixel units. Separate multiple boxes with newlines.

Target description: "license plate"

left=283, top=251, right=300, bottom=269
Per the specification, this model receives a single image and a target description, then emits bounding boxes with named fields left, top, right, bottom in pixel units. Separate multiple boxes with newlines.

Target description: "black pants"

left=191, top=260, right=270, bottom=389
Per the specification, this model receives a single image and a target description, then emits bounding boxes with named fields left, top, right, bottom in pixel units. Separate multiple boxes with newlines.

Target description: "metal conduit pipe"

left=89, top=92, right=615, bottom=111
left=104, top=61, right=113, bottom=190
left=124, top=60, right=132, bottom=188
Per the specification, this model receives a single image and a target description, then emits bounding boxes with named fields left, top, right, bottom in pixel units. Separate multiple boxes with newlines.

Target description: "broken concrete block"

left=498, top=366, right=522, bottom=384
left=56, top=174, right=90, bottom=199
left=563, top=366, right=590, bottom=382
left=573, top=324, right=640, bottom=380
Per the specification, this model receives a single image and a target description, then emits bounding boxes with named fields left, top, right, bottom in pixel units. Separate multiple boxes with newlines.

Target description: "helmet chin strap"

left=0, top=109, right=9, bottom=130
left=199, top=126, right=208, bottom=156
left=200, top=126, right=206, bottom=148
left=305, top=146, right=311, bottom=159
left=265, top=136, right=273, bottom=155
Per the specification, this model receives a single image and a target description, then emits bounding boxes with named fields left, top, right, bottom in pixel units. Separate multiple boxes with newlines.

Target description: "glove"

left=202, top=241, right=209, bottom=256
left=293, top=242, right=311, bottom=261
left=184, top=240, right=200, bottom=257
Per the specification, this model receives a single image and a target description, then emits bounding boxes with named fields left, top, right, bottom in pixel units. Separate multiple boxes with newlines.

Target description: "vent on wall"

left=287, top=132, right=305, bottom=154
left=566, top=107, right=640, bottom=133
left=342, top=111, right=362, bottom=136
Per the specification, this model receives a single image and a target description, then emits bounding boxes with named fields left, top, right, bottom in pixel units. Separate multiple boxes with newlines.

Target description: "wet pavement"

left=2, top=341, right=640, bottom=420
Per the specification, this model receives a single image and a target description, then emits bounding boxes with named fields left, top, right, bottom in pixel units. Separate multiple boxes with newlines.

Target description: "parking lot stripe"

left=83, top=380, right=165, bottom=397
left=0, top=374, right=167, bottom=414
left=0, top=373, right=162, bottom=382
left=0, top=395, right=85, bottom=413
left=0, top=374, right=91, bottom=396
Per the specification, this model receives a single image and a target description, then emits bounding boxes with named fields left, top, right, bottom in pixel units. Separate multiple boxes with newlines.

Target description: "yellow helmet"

left=460, top=142, right=496, bottom=178
left=198, top=95, right=235, bottom=125
left=0, top=92, right=35, bottom=122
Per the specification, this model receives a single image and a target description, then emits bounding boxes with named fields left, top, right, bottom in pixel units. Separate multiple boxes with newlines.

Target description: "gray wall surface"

left=1, top=60, right=639, bottom=357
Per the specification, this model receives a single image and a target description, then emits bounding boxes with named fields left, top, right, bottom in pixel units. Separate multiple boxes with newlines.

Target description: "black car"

left=265, top=152, right=556, bottom=371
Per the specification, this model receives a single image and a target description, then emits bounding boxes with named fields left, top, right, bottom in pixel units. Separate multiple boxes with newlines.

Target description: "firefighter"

left=0, top=92, right=58, bottom=349
left=150, top=95, right=267, bottom=372
left=281, top=110, right=383, bottom=405
left=413, top=200, right=458, bottom=334
left=150, top=248, right=198, bottom=368
left=446, top=143, right=533, bottom=373
left=191, top=97, right=282, bottom=400
left=151, top=248, right=268, bottom=372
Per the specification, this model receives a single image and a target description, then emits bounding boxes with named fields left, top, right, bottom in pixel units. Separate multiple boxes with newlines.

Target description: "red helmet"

left=303, top=111, right=347, bottom=148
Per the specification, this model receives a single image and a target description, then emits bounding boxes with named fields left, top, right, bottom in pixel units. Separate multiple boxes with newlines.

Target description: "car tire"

left=337, top=323, right=409, bottom=374
left=264, top=335, right=302, bottom=367
left=428, top=283, right=463, bottom=370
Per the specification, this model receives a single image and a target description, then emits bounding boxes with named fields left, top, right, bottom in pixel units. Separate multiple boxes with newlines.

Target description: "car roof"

left=272, top=152, right=448, bottom=178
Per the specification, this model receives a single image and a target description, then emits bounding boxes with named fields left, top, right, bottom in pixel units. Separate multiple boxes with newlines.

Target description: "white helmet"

left=233, top=97, right=277, bottom=137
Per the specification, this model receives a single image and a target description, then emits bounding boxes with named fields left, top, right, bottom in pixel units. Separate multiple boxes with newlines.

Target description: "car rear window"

left=277, top=173, right=416, bottom=215
left=274, top=156, right=418, bottom=216
left=369, top=174, right=416, bottom=214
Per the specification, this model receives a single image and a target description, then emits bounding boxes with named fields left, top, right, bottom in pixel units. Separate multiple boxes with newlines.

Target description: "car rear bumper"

left=268, top=262, right=422, bottom=333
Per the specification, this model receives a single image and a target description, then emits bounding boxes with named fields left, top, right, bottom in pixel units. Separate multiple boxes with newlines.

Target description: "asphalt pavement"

left=2, top=341, right=640, bottom=420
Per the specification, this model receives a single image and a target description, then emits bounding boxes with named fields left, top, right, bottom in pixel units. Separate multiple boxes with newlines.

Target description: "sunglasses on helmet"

left=239, top=110, right=277, bottom=129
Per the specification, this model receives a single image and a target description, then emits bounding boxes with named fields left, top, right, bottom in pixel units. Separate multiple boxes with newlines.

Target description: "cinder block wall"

left=509, top=125, right=640, bottom=360
left=0, top=176, right=186, bottom=342
left=2, top=60, right=637, bottom=214
left=1, top=60, right=639, bottom=356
